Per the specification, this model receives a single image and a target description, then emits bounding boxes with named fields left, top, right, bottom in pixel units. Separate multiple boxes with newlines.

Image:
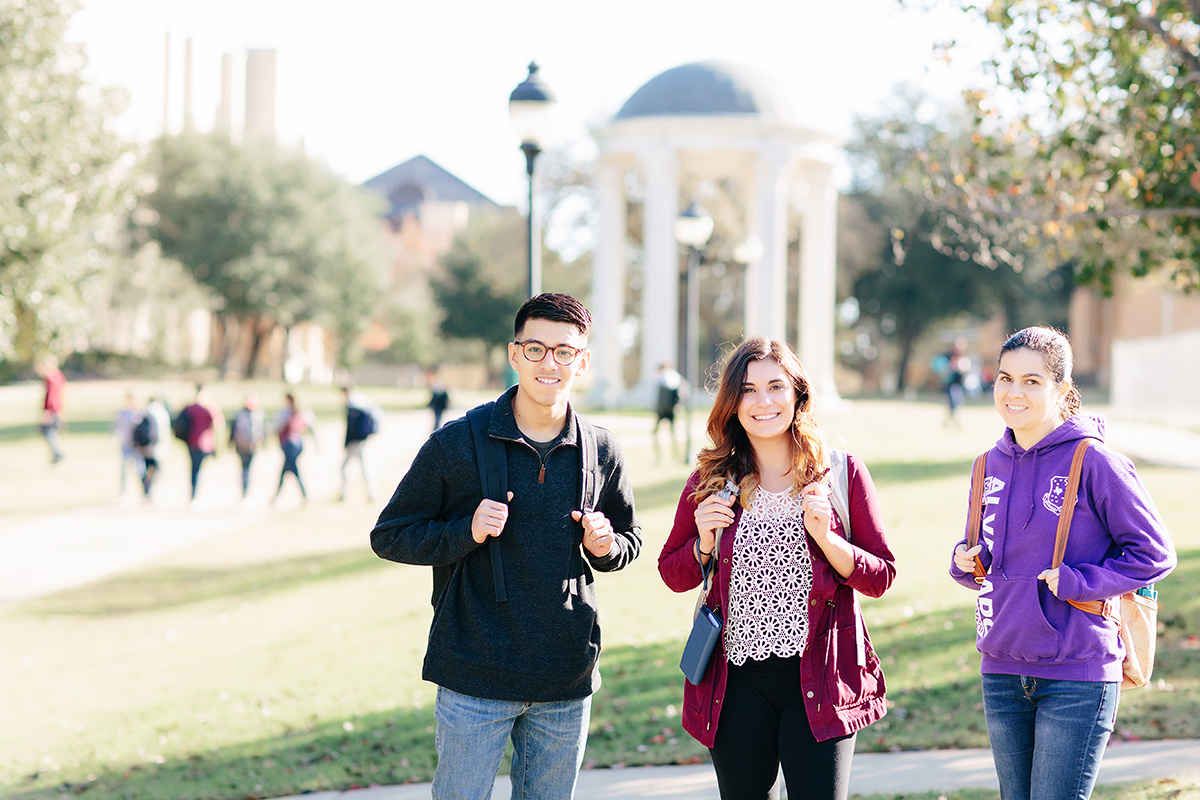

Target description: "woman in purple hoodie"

left=950, top=327, right=1176, bottom=800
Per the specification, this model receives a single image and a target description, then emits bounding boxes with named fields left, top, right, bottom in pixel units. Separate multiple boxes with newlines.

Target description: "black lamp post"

left=674, top=201, right=714, bottom=463
left=508, top=61, right=556, bottom=299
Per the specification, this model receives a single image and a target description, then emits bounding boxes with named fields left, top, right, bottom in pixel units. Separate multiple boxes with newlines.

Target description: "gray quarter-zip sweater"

left=371, top=387, right=641, bottom=701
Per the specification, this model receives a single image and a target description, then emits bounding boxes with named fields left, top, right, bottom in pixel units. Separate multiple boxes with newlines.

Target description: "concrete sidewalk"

left=276, top=739, right=1200, bottom=799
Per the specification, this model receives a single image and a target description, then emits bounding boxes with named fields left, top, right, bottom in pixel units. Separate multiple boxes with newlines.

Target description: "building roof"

left=614, top=60, right=795, bottom=123
left=361, top=154, right=497, bottom=219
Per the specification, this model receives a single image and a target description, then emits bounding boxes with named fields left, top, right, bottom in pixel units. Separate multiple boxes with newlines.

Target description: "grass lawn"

left=1, top=379, right=1197, bottom=800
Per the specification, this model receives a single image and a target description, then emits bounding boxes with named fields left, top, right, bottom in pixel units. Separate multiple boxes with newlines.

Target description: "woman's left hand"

left=1037, top=567, right=1061, bottom=597
left=801, top=482, right=833, bottom=539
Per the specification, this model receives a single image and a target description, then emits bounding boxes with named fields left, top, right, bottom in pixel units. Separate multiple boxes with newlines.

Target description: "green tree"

left=0, top=0, right=129, bottom=365
left=912, top=0, right=1200, bottom=291
left=139, top=133, right=389, bottom=375
left=429, top=209, right=526, bottom=375
left=844, top=92, right=1070, bottom=389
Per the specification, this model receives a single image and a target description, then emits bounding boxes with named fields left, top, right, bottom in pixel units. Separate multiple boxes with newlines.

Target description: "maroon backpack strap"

left=966, top=453, right=989, bottom=584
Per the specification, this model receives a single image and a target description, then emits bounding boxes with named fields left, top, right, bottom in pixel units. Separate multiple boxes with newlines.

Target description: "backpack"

left=171, top=409, right=191, bottom=442
left=655, top=384, right=680, bottom=418
left=231, top=408, right=261, bottom=452
left=132, top=413, right=158, bottom=447
left=966, top=439, right=1159, bottom=689
left=347, top=405, right=379, bottom=440
left=429, top=400, right=602, bottom=607
left=826, top=448, right=868, bottom=667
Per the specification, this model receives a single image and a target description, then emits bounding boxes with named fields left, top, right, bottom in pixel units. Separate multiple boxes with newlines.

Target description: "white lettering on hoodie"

left=976, top=475, right=1005, bottom=639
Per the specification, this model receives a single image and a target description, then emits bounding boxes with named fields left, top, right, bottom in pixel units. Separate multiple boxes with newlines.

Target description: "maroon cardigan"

left=658, top=453, right=897, bottom=746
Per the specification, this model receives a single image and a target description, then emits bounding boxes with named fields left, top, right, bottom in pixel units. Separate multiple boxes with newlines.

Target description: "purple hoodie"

left=949, top=414, right=1176, bottom=682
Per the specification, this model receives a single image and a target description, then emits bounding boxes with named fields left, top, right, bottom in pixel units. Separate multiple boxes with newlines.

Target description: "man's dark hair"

left=513, top=293, right=592, bottom=339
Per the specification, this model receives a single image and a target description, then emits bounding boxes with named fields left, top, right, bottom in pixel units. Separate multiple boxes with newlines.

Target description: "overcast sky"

left=67, top=0, right=997, bottom=205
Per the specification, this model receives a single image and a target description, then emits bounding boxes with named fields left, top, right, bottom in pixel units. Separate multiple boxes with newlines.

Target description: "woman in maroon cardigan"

left=658, top=337, right=896, bottom=800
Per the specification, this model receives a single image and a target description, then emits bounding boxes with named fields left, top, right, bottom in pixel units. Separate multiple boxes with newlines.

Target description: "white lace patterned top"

left=725, top=486, right=814, bottom=665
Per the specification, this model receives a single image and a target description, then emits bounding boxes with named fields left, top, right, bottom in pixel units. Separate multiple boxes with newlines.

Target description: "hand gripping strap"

left=467, top=403, right=508, bottom=603
left=966, top=453, right=989, bottom=584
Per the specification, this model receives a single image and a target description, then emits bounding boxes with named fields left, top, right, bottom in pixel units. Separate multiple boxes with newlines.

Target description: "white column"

left=637, top=146, right=681, bottom=395
left=747, top=147, right=794, bottom=340
left=588, top=158, right=627, bottom=408
left=798, top=160, right=840, bottom=404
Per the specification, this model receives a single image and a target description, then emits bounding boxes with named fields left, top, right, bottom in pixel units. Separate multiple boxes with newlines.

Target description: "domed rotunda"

left=588, top=60, right=841, bottom=406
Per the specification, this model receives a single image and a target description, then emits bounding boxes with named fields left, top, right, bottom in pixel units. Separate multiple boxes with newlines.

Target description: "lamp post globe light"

left=508, top=61, right=556, bottom=299
left=674, top=201, right=714, bottom=464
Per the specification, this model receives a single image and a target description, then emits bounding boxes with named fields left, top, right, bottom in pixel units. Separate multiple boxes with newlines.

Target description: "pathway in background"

left=0, top=407, right=441, bottom=603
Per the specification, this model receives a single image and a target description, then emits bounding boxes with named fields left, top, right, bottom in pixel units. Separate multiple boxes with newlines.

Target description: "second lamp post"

left=674, top=201, right=714, bottom=463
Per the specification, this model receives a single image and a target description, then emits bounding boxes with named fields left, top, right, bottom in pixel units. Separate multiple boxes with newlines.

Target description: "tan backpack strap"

left=1053, top=439, right=1118, bottom=624
left=1051, top=439, right=1095, bottom=569
left=967, top=453, right=989, bottom=584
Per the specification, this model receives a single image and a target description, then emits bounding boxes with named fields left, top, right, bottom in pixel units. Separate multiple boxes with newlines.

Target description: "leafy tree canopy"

left=0, top=0, right=129, bottom=364
left=845, top=92, right=1071, bottom=388
left=910, top=0, right=1200, bottom=291
left=139, top=133, right=389, bottom=372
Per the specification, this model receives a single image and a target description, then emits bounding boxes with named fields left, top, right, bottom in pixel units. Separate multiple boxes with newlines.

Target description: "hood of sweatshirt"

left=988, top=414, right=1105, bottom=574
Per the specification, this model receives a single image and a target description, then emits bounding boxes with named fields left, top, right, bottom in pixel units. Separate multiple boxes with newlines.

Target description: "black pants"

left=710, top=655, right=856, bottom=800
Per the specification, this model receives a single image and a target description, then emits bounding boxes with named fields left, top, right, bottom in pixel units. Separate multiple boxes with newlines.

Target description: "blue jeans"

left=432, top=686, right=591, bottom=800
left=276, top=439, right=306, bottom=498
left=188, top=447, right=209, bottom=500
left=982, top=673, right=1119, bottom=800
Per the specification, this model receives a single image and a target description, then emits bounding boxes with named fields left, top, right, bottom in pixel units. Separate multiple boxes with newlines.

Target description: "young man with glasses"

left=371, top=293, right=642, bottom=799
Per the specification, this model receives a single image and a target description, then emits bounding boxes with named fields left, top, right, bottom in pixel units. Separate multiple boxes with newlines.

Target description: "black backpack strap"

left=467, top=403, right=508, bottom=603
left=576, top=416, right=600, bottom=513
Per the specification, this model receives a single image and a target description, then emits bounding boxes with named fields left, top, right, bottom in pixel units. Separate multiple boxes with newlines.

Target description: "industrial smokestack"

left=162, top=32, right=170, bottom=135
left=244, top=49, right=276, bottom=141
left=183, top=37, right=194, bottom=132
left=215, top=52, right=233, bottom=135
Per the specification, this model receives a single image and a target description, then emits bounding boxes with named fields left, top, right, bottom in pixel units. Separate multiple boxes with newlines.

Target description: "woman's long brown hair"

left=691, top=336, right=828, bottom=504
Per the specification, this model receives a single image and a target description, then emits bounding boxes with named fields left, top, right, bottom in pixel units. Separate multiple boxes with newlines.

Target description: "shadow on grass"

left=18, top=548, right=390, bottom=616
left=0, top=418, right=112, bottom=442
left=6, top=706, right=440, bottom=800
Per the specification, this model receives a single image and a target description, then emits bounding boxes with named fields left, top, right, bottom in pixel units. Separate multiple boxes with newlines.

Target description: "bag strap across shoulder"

left=827, top=449, right=852, bottom=542
left=1051, top=438, right=1117, bottom=622
left=466, top=402, right=508, bottom=603
left=966, top=453, right=989, bottom=584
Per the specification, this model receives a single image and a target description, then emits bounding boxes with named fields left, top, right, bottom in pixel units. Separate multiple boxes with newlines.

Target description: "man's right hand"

left=472, top=492, right=514, bottom=543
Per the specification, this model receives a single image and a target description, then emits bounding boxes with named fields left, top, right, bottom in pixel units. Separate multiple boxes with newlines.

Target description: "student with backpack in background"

left=229, top=392, right=265, bottom=501
left=177, top=385, right=224, bottom=507
left=272, top=393, right=317, bottom=506
left=113, top=391, right=143, bottom=496
left=340, top=385, right=379, bottom=503
left=371, top=293, right=642, bottom=800
left=658, top=336, right=896, bottom=800
left=131, top=397, right=161, bottom=500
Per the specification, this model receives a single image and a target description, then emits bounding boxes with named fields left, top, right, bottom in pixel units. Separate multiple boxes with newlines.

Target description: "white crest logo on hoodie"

left=1043, top=475, right=1069, bottom=515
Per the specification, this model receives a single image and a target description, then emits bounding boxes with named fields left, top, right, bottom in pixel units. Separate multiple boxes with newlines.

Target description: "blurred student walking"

left=113, top=391, right=143, bottom=494
left=340, top=386, right=380, bottom=503
left=229, top=393, right=266, bottom=500
left=272, top=393, right=316, bottom=506
left=35, top=355, right=66, bottom=464
left=178, top=385, right=224, bottom=506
